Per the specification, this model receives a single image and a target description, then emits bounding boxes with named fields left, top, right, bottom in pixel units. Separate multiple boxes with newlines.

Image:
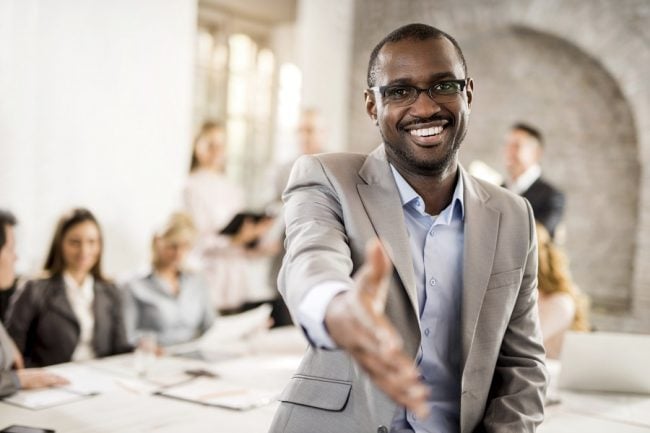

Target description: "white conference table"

left=0, top=327, right=306, bottom=433
left=2, top=327, right=650, bottom=432
left=540, top=389, right=650, bottom=433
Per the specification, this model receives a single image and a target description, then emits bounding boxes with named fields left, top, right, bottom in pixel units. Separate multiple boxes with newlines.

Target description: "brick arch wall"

left=347, top=0, right=650, bottom=330
left=459, top=25, right=639, bottom=310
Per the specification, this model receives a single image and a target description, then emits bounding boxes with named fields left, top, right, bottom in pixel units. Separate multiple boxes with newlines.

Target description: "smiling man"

left=270, top=24, right=548, bottom=433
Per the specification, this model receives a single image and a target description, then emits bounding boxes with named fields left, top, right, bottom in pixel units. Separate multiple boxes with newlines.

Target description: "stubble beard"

left=382, top=123, right=468, bottom=176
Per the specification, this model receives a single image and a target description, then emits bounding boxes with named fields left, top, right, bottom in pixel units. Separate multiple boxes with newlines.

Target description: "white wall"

left=0, top=0, right=197, bottom=278
left=296, top=0, right=354, bottom=152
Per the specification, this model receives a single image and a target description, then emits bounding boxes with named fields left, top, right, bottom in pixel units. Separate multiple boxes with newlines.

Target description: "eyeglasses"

left=369, top=79, right=469, bottom=106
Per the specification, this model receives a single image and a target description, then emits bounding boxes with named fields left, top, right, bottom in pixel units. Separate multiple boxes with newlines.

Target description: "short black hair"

left=512, top=122, right=544, bottom=147
left=367, top=23, right=468, bottom=87
left=0, top=209, right=17, bottom=251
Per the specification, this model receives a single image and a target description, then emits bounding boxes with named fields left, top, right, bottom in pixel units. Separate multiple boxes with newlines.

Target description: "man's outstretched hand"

left=324, top=239, right=429, bottom=419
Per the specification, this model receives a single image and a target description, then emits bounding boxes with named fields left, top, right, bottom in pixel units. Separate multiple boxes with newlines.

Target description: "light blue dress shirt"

left=297, top=165, right=465, bottom=433
left=122, top=272, right=215, bottom=347
left=390, top=165, right=464, bottom=433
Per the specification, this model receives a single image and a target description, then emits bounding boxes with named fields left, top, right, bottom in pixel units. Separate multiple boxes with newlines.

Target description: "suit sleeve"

left=5, top=281, right=40, bottom=359
left=279, top=155, right=355, bottom=336
left=199, top=275, right=216, bottom=333
left=108, top=285, right=133, bottom=355
left=0, top=371, right=19, bottom=398
left=120, top=282, right=139, bottom=345
left=537, top=188, right=565, bottom=238
left=481, top=200, right=549, bottom=433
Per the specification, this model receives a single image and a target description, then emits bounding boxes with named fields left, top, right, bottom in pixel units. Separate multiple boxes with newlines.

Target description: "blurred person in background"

left=122, top=212, right=214, bottom=347
left=536, top=223, right=590, bottom=359
left=183, top=121, right=272, bottom=313
left=265, top=108, right=327, bottom=327
left=504, top=123, right=565, bottom=239
left=0, top=209, right=20, bottom=324
left=0, top=209, right=71, bottom=396
left=271, top=108, right=326, bottom=203
left=7, top=208, right=131, bottom=367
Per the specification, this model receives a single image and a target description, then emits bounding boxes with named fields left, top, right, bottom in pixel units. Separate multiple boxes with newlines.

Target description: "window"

left=194, top=26, right=278, bottom=208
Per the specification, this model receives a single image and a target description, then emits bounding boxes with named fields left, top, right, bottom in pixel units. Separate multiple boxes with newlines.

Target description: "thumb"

left=362, top=239, right=392, bottom=313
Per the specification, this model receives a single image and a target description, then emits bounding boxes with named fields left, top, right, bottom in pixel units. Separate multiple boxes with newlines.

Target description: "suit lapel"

left=460, top=169, right=500, bottom=371
left=357, top=146, right=419, bottom=317
left=48, top=276, right=80, bottom=327
left=92, top=282, right=108, bottom=353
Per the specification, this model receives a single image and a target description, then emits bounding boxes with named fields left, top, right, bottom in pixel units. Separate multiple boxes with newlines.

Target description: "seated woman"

left=1, top=209, right=68, bottom=395
left=7, top=208, right=131, bottom=367
left=536, top=223, right=590, bottom=359
left=122, top=213, right=214, bottom=347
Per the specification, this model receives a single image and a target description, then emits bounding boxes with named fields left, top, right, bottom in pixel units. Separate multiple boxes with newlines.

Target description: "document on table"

left=200, top=303, right=273, bottom=345
left=155, top=377, right=278, bottom=411
left=170, top=303, right=273, bottom=361
left=2, top=386, right=97, bottom=410
left=2, top=364, right=111, bottom=410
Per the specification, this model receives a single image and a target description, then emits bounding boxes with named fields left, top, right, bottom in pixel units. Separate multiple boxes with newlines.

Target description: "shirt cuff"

left=297, top=281, right=352, bottom=349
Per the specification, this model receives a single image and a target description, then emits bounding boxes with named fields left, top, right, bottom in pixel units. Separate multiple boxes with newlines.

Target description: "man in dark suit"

left=504, top=123, right=565, bottom=238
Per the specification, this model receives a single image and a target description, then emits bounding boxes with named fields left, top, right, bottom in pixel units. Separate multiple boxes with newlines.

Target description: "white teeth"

left=409, top=126, right=443, bottom=137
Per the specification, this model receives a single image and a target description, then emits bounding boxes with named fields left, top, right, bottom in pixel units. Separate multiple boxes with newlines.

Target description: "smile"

left=409, top=126, right=444, bottom=137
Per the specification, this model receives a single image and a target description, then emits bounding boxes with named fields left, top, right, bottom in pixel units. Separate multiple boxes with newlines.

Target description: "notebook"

left=558, top=331, right=650, bottom=394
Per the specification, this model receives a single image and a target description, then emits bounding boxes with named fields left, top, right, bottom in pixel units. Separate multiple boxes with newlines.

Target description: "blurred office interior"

left=1, top=0, right=649, bottom=333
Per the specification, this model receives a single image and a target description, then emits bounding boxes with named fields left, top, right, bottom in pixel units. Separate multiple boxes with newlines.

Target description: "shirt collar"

left=390, top=164, right=465, bottom=223
left=150, top=271, right=183, bottom=296
left=508, top=164, right=541, bottom=194
left=63, top=272, right=94, bottom=301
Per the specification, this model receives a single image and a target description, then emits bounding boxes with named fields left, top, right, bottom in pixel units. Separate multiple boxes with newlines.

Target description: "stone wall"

left=347, top=0, right=650, bottom=331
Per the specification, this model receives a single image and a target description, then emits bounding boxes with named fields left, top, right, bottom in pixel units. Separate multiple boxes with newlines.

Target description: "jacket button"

left=377, top=426, right=388, bottom=433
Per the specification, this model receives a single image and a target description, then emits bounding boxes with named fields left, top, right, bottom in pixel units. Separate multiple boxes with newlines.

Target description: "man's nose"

left=408, top=91, right=441, bottom=118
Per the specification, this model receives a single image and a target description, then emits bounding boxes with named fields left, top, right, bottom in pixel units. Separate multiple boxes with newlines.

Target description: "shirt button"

left=424, top=328, right=430, bottom=337
left=429, top=278, right=437, bottom=286
left=429, top=230, right=435, bottom=236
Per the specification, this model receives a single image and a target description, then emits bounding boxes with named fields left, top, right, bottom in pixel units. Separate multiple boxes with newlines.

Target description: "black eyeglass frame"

left=369, top=78, right=470, bottom=105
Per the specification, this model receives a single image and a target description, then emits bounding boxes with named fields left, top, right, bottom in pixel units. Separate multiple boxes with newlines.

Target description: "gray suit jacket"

left=0, top=322, right=19, bottom=397
left=7, top=275, right=132, bottom=367
left=270, top=146, right=548, bottom=433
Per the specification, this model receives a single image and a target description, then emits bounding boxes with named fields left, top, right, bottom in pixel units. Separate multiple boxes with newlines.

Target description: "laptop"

left=558, top=331, right=650, bottom=394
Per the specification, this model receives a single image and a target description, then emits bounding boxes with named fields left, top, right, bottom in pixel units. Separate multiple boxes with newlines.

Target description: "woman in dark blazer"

left=7, top=208, right=131, bottom=367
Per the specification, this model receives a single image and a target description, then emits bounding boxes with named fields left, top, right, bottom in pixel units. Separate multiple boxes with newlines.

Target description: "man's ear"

left=465, top=78, right=474, bottom=112
left=364, top=89, right=378, bottom=125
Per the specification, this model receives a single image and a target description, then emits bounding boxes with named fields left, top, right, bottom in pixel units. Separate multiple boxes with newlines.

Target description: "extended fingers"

left=355, top=348, right=430, bottom=418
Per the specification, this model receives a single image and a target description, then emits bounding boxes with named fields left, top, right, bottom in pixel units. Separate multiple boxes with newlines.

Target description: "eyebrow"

left=385, top=72, right=459, bottom=87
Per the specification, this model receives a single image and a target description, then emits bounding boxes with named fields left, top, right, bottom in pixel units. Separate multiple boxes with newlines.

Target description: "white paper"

left=49, top=363, right=117, bottom=393
left=90, top=355, right=196, bottom=387
left=3, top=387, right=95, bottom=410
left=200, top=303, right=273, bottom=346
left=169, top=304, right=273, bottom=360
left=157, top=377, right=278, bottom=410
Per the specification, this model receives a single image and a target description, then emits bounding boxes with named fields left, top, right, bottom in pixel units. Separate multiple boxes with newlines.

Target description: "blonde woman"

left=536, top=223, right=590, bottom=358
left=122, top=213, right=214, bottom=347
